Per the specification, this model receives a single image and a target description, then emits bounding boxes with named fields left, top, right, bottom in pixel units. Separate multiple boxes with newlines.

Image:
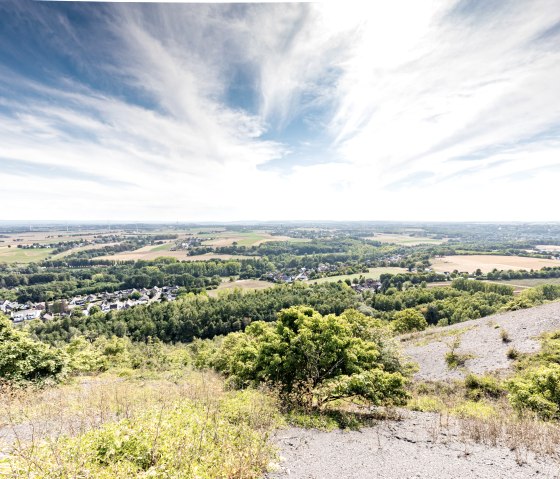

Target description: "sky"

left=0, top=0, right=559, bottom=222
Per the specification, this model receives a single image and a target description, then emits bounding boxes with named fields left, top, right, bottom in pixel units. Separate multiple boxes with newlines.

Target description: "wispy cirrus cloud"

left=0, top=0, right=558, bottom=221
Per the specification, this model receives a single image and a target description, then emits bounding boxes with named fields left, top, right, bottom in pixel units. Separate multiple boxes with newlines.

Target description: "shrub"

left=408, top=395, right=445, bottom=412
left=452, top=400, right=496, bottom=420
left=500, top=328, right=511, bottom=343
left=0, top=315, right=68, bottom=383
left=507, top=347, right=520, bottom=360
left=444, top=337, right=474, bottom=369
left=464, top=374, right=504, bottom=401
left=212, top=306, right=408, bottom=409
left=391, top=308, right=428, bottom=334
left=508, top=365, right=560, bottom=420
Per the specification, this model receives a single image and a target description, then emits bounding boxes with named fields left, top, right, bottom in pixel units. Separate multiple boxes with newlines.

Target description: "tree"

left=0, top=315, right=68, bottom=382
left=212, top=307, right=408, bottom=409
left=391, top=308, right=428, bottom=334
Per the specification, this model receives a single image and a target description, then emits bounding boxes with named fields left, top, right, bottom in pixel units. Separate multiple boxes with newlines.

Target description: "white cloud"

left=1, top=1, right=559, bottom=221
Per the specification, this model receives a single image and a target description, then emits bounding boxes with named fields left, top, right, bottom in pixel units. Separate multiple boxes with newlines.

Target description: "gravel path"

left=403, top=301, right=560, bottom=381
left=266, top=411, right=560, bottom=479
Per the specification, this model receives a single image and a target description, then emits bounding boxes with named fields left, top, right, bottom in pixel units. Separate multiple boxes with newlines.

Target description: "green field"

left=151, top=242, right=175, bottom=252
left=484, top=278, right=560, bottom=289
left=368, top=233, right=446, bottom=246
left=306, top=267, right=408, bottom=284
left=0, top=246, right=54, bottom=264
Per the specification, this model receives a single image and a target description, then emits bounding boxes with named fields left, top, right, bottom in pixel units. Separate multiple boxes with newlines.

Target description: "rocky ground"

left=403, top=301, right=560, bottom=381
left=267, top=302, right=560, bottom=479
left=266, top=411, right=560, bottom=479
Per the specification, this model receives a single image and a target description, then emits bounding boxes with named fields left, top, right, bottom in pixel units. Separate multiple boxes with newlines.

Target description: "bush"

left=408, top=395, right=445, bottom=412
left=508, top=365, right=560, bottom=420
left=212, top=306, right=408, bottom=409
left=0, top=315, right=68, bottom=383
left=391, top=308, right=428, bottom=334
left=452, top=400, right=496, bottom=420
left=464, top=374, right=504, bottom=401
left=444, top=337, right=474, bottom=369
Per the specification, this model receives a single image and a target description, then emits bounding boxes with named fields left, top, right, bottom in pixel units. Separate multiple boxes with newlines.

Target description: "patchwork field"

left=99, top=244, right=254, bottom=262
left=431, top=255, right=560, bottom=274
left=201, top=231, right=309, bottom=248
left=306, top=267, right=408, bottom=284
left=207, top=279, right=274, bottom=297
left=367, top=233, right=446, bottom=246
left=0, top=230, right=121, bottom=247
left=0, top=246, right=54, bottom=264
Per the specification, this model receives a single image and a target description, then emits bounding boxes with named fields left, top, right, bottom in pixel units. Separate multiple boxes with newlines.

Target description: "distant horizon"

left=2, top=219, right=560, bottom=226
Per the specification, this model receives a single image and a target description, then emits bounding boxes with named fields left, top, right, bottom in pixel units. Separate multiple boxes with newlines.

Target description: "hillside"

left=402, top=302, right=560, bottom=381
left=267, top=412, right=559, bottom=479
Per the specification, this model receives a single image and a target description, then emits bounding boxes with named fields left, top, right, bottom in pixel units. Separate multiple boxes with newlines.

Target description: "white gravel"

left=403, top=301, right=560, bottom=381
left=266, top=411, right=560, bottom=479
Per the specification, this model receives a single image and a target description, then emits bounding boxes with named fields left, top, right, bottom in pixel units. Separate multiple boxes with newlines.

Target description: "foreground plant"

left=212, top=306, right=409, bottom=410
left=6, top=388, right=281, bottom=479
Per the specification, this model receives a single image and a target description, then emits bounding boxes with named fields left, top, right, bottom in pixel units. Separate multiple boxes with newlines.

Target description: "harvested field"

left=402, top=301, right=560, bottom=381
left=202, top=231, right=308, bottom=248
left=207, top=279, right=273, bottom=297
left=431, top=255, right=560, bottom=274
left=306, top=267, right=407, bottom=284
left=367, top=233, right=446, bottom=246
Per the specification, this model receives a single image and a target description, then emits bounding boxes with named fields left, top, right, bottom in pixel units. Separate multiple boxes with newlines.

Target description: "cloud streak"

left=0, top=1, right=559, bottom=221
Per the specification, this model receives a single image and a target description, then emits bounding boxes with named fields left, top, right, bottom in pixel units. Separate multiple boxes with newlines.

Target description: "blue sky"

left=1, top=0, right=559, bottom=221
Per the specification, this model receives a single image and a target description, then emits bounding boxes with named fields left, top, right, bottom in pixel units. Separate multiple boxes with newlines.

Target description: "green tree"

left=0, top=315, right=68, bottom=382
left=391, top=308, right=428, bottom=334
left=213, top=306, right=408, bottom=409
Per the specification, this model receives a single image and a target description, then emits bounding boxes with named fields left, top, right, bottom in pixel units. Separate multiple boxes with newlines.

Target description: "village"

left=0, top=285, right=181, bottom=323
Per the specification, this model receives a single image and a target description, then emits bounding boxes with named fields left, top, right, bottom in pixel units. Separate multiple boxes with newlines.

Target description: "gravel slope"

left=403, top=301, right=560, bottom=381
left=266, top=411, right=560, bottom=479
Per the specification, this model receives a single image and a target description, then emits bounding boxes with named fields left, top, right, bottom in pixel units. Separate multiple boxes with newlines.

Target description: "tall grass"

left=0, top=372, right=282, bottom=478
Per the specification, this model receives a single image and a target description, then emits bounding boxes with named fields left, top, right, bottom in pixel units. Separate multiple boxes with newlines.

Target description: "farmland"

left=306, top=267, right=408, bottom=284
left=431, top=255, right=560, bottom=274
left=201, top=231, right=309, bottom=247
left=206, top=279, right=274, bottom=297
left=367, top=233, right=447, bottom=246
left=98, top=244, right=254, bottom=262
left=0, top=246, right=54, bottom=264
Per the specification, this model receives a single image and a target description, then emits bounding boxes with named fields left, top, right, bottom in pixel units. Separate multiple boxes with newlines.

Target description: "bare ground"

left=266, top=411, right=560, bottom=479
left=402, top=301, right=560, bottom=381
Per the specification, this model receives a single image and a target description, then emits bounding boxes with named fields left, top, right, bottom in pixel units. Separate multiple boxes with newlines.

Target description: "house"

left=11, top=309, right=41, bottom=323
left=0, top=300, right=10, bottom=313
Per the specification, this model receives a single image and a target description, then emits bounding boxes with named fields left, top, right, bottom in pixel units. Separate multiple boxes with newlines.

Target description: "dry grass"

left=0, top=372, right=225, bottom=454
left=207, top=279, right=274, bottom=297
left=0, top=372, right=282, bottom=478
left=408, top=381, right=560, bottom=463
left=431, top=255, right=560, bottom=274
